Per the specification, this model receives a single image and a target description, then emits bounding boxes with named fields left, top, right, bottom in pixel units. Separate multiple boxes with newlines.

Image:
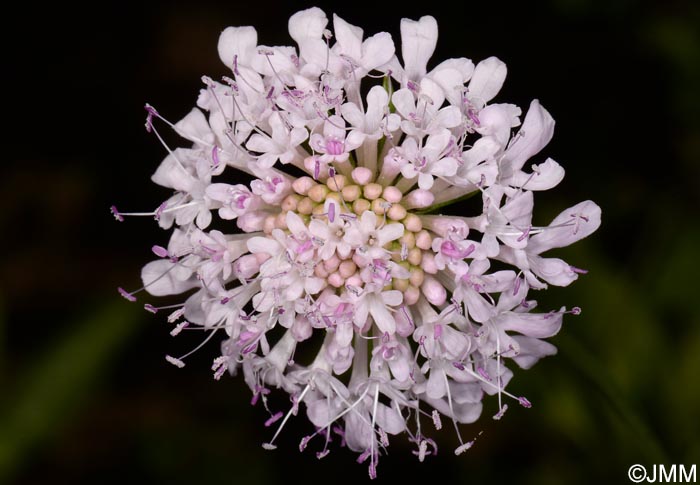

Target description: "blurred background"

left=2, top=0, right=698, bottom=483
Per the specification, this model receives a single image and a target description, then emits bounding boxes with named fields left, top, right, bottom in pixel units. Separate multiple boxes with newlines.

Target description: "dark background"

left=2, top=0, right=699, bottom=483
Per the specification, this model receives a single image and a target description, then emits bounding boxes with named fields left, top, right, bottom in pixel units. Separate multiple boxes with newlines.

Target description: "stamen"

left=170, top=320, right=189, bottom=336
left=152, top=245, right=169, bottom=258
left=110, top=206, right=124, bottom=222
left=165, top=355, right=185, bottom=368
left=493, top=404, right=508, bottom=420
left=117, top=287, right=137, bottom=302
left=265, top=412, right=284, bottom=427
left=432, top=410, right=442, bottom=430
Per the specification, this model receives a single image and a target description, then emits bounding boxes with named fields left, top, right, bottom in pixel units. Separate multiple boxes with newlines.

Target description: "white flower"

left=114, top=8, right=601, bottom=478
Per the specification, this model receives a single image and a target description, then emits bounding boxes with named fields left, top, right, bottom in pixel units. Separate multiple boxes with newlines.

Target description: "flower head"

left=114, top=7, right=600, bottom=478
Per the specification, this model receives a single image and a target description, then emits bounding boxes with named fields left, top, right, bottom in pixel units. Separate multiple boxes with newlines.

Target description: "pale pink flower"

left=114, top=7, right=601, bottom=478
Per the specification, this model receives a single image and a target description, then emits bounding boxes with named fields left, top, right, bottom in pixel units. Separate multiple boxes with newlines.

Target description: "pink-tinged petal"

left=381, top=290, right=404, bottom=307
left=365, top=85, right=390, bottom=131
left=305, top=276, right=326, bottom=295
left=450, top=381, right=483, bottom=404
left=345, top=411, right=372, bottom=452
left=423, top=129, right=452, bottom=155
left=285, top=211, right=307, bottom=238
left=292, top=317, right=313, bottom=342
left=463, top=289, right=495, bottom=323
left=391, top=89, right=416, bottom=119
left=290, top=126, right=309, bottom=147
left=196, top=208, right=212, bottom=229
left=340, top=102, right=365, bottom=130
left=476, top=103, right=522, bottom=148
left=400, top=15, right=438, bottom=81
left=418, top=172, right=434, bottom=190
left=151, top=150, right=197, bottom=193
left=342, top=225, right=365, bottom=248
left=288, top=7, right=327, bottom=43
left=529, top=255, right=578, bottom=287
left=174, top=108, right=214, bottom=145
left=512, top=157, right=565, bottom=190
left=247, top=236, right=280, bottom=256
left=350, top=297, right=367, bottom=325
left=306, top=398, right=339, bottom=428
left=420, top=77, right=446, bottom=107
left=375, top=403, right=406, bottom=434
left=432, top=57, right=475, bottom=82
left=432, top=157, right=459, bottom=177
left=441, top=327, right=471, bottom=359
left=335, top=321, right=354, bottom=347
left=463, top=136, right=500, bottom=166
left=141, top=260, right=198, bottom=296
left=359, top=209, right=378, bottom=231
left=500, top=309, right=563, bottom=338
left=498, top=190, right=534, bottom=249
left=432, top=106, right=462, bottom=129
left=246, top=133, right=276, bottom=154
left=511, top=336, right=558, bottom=369
left=481, top=270, right=517, bottom=293
left=333, top=14, right=363, bottom=60
left=469, top=56, right=507, bottom=104
left=218, top=26, right=257, bottom=68
left=370, top=297, right=396, bottom=334
left=503, top=99, right=555, bottom=172
left=528, top=200, right=602, bottom=253
left=377, top=223, right=405, bottom=246
left=267, top=112, right=288, bottom=146
left=423, top=395, right=480, bottom=423
left=426, top=367, right=447, bottom=399
left=361, top=32, right=395, bottom=71
left=299, top=38, right=338, bottom=70
left=308, top=219, right=331, bottom=239
left=430, top=67, right=468, bottom=105
left=344, top=131, right=365, bottom=151
left=388, top=355, right=411, bottom=382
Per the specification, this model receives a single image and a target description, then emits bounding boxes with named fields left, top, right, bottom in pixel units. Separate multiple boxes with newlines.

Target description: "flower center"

left=267, top=166, right=433, bottom=305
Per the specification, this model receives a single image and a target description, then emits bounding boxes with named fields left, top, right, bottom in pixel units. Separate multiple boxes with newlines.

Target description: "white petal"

left=288, top=7, right=327, bottom=43
left=218, top=26, right=257, bottom=68
left=469, top=56, right=507, bottom=104
left=381, top=290, right=404, bottom=307
left=340, top=102, right=365, bottom=129
left=369, top=298, right=396, bottom=334
left=247, top=236, right=280, bottom=256
left=246, top=134, right=276, bottom=154
left=503, top=99, right=555, bottom=172
left=400, top=15, right=438, bottom=81
left=418, top=172, right=434, bottom=190
left=426, top=368, right=446, bottom=399
left=333, top=14, right=363, bottom=60
left=528, top=200, right=601, bottom=253
left=500, top=310, right=563, bottom=338
left=141, top=260, right=198, bottom=296
left=529, top=255, right=578, bottom=287
left=365, top=85, right=390, bottom=131
left=361, top=32, right=395, bottom=71
left=512, top=158, right=565, bottom=190
left=432, top=157, right=458, bottom=177
left=151, top=150, right=197, bottom=192
left=391, top=89, right=416, bottom=119
left=285, top=211, right=307, bottom=237
left=377, top=223, right=405, bottom=246
left=174, top=109, right=214, bottom=145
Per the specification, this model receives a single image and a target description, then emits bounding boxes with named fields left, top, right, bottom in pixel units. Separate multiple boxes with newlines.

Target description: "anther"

left=165, top=355, right=185, bottom=368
